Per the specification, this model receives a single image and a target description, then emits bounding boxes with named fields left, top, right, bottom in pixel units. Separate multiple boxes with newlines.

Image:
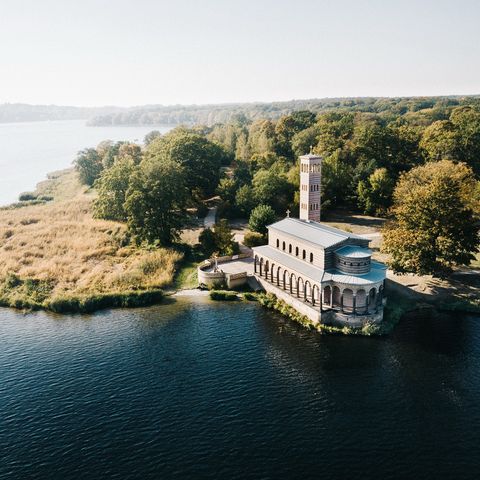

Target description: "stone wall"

left=197, top=253, right=251, bottom=288
left=255, top=275, right=384, bottom=327
left=256, top=276, right=321, bottom=324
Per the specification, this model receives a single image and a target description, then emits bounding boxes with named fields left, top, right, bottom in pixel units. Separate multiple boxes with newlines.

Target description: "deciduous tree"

left=74, top=148, right=103, bottom=186
left=125, top=159, right=187, bottom=245
left=382, top=160, right=480, bottom=275
left=248, top=204, right=276, bottom=235
left=93, top=158, right=137, bottom=221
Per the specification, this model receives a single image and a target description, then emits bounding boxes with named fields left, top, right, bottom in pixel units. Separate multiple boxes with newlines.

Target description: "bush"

left=37, top=195, right=54, bottom=202
left=47, top=289, right=164, bottom=313
left=248, top=204, right=277, bottom=235
left=209, top=290, right=238, bottom=301
left=19, top=192, right=37, bottom=201
left=199, top=220, right=239, bottom=256
left=243, top=292, right=257, bottom=301
left=199, top=228, right=217, bottom=256
left=243, top=231, right=266, bottom=247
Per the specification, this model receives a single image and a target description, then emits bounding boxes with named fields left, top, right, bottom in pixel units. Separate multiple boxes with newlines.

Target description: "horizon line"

left=1, top=92, right=480, bottom=110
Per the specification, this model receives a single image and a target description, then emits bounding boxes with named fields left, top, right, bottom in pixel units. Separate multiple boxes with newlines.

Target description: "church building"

left=252, top=154, right=386, bottom=326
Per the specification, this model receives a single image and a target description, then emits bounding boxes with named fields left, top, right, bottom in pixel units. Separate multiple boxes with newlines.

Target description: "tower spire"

left=299, top=153, right=322, bottom=222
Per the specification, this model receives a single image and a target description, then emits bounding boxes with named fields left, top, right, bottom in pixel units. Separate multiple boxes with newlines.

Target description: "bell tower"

left=299, top=153, right=322, bottom=222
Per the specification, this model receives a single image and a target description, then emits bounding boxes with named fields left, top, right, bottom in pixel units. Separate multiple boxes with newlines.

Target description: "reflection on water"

left=0, top=299, right=479, bottom=480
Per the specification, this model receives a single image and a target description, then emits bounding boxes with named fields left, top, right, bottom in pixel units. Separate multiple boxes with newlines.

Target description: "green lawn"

left=173, top=252, right=209, bottom=290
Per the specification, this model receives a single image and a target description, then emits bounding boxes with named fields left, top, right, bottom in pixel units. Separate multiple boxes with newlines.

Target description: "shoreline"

left=1, top=168, right=478, bottom=323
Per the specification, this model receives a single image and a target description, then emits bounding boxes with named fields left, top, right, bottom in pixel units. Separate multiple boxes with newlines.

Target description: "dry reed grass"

left=0, top=171, right=182, bottom=308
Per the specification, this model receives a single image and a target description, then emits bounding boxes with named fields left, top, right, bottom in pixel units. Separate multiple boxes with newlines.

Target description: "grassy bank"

left=0, top=169, right=182, bottom=312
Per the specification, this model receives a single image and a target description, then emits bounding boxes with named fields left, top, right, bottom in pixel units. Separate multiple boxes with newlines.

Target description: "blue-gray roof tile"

left=268, top=218, right=366, bottom=249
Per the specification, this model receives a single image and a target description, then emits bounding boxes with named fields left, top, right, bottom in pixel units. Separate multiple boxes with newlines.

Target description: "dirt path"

left=204, top=207, right=217, bottom=228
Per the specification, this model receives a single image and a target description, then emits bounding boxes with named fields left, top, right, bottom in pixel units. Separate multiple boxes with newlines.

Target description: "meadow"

left=0, top=170, right=182, bottom=311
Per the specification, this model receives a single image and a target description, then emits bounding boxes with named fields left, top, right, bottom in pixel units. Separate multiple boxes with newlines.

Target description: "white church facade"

left=252, top=154, right=387, bottom=326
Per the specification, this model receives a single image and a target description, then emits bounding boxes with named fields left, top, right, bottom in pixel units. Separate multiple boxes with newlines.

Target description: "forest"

left=76, top=95, right=480, bottom=275
left=87, top=95, right=480, bottom=126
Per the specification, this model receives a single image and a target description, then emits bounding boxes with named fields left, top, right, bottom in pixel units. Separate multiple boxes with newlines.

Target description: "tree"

left=145, top=131, right=228, bottom=199
left=316, top=112, right=354, bottom=155
left=419, top=120, right=461, bottom=162
left=248, top=120, right=277, bottom=156
left=74, top=148, right=103, bottom=186
left=321, top=150, right=354, bottom=210
left=357, top=168, right=395, bottom=216
left=213, top=219, right=239, bottom=256
left=235, top=185, right=256, bottom=216
left=450, top=106, right=480, bottom=175
left=117, top=143, right=142, bottom=165
left=248, top=204, right=276, bottom=235
left=125, top=159, right=187, bottom=245
left=144, top=130, right=162, bottom=146
left=216, top=177, right=237, bottom=204
left=252, top=168, right=293, bottom=213
left=98, top=141, right=124, bottom=169
left=93, top=158, right=137, bottom=221
left=275, top=111, right=316, bottom=158
left=199, top=221, right=239, bottom=256
left=199, top=227, right=217, bottom=256
left=382, top=160, right=480, bottom=276
left=291, top=125, right=320, bottom=158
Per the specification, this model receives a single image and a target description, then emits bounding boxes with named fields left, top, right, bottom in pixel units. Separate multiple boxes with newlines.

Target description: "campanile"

left=299, top=153, right=322, bottom=222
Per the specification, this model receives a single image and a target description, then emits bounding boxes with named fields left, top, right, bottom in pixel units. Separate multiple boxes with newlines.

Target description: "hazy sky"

left=0, top=0, right=479, bottom=106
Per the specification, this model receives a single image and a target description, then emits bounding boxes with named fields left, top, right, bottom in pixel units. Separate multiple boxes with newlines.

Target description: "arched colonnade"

left=254, top=255, right=383, bottom=314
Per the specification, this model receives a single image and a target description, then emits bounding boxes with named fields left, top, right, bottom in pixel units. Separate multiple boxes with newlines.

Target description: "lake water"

left=0, top=120, right=172, bottom=206
left=1, top=297, right=479, bottom=480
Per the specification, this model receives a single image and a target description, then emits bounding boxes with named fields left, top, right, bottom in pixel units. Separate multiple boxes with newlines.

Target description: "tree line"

left=87, top=95, right=480, bottom=127
left=75, top=96, right=480, bottom=276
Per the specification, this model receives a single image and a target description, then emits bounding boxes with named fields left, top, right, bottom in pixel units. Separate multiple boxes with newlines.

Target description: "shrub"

left=4, top=273, right=22, bottom=288
left=209, top=290, right=238, bottom=301
left=19, top=192, right=37, bottom=201
left=243, top=231, right=266, bottom=247
left=47, top=289, right=164, bottom=313
left=199, top=228, right=217, bottom=256
left=243, top=292, right=257, bottom=301
left=248, top=204, right=276, bottom=235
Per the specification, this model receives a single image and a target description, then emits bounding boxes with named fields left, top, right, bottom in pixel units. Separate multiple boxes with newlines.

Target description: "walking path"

left=204, top=207, right=217, bottom=228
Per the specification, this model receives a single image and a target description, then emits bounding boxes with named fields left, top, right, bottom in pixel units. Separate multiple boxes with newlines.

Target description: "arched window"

left=289, top=244, right=292, bottom=254
left=295, top=246, right=299, bottom=256
left=276, top=239, right=279, bottom=248
left=282, top=241, right=285, bottom=251
left=302, top=249, right=306, bottom=260
left=310, top=252, right=313, bottom=263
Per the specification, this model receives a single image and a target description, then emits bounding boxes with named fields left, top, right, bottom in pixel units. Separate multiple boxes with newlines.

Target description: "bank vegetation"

left=0, top=170, right=181, bottom=311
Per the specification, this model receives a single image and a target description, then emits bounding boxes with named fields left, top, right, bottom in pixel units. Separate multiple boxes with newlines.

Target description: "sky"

left=0, top=0, right=479, bottom=107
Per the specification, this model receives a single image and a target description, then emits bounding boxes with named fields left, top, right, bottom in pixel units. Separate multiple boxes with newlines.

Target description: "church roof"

left=268, top=218, right=367, bottom=249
